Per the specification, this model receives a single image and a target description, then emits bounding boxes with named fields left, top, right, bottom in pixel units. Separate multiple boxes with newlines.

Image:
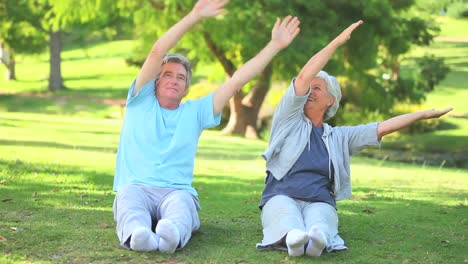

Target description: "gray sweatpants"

left=113, top=184, right=200, bottom=250
left=256, top=195, right=346, bottom=252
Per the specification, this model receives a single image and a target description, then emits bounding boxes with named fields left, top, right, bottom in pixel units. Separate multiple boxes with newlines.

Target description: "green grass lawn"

left=437, top=16, right=468, bottom=38
left=0, top=111, right=466, bottom=264
left=0, top=40, right=139, bottom=99
left=407, top=41, right=468, bottom=114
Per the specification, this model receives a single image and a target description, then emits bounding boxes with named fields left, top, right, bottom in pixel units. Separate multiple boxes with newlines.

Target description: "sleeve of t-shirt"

left=195, top=92, right=221, bottom=129
left=342, top=122, right=381, bottom=154
left=126, top=79, right=155, bottom=107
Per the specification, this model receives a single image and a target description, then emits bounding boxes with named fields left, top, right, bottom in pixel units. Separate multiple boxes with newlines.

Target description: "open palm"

left=271, top=16, right=300, bottom=50
left=192, top=0, right=229, bottom=18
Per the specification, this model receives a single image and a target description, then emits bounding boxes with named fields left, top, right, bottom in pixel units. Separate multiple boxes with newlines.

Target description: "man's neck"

left=157, top=96, right=181, bottom=110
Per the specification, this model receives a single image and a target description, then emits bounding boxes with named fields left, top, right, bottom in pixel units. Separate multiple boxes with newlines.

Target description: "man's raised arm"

left=213, top=16, right=300, bottom=115
left=133, top=0, right=228, bottom=96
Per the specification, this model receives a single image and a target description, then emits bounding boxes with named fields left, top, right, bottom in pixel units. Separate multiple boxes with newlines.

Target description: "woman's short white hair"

left=316, top=70, right=342, bottom=120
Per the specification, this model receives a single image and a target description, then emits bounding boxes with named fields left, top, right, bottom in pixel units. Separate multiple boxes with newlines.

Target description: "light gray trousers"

left=113, top=184, right=200, bottom=250
left=257, top=195, right=346, bottom=252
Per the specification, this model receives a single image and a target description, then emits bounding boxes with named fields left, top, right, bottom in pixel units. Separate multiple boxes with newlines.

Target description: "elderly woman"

left=256, top=20, right=452, bottom=257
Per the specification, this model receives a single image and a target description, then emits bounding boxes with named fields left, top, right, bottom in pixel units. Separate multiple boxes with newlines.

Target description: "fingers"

left=214, top=0, right=229, bottom=9
left=354, top=20, right=364, bottom=26
left=425, top=107, right=453, bottom=118
left=439, top=107, right=453, bottom=115
left=347, top=20, right=363, bottom=32
left=291, top=27, right=301, bottom=39
left=213, top=8, right=226, bottom=16
left=278, top=15, right=292, bottom=27
left=274, top=17, right=281, bottom=29
left=194, top=0, right=229, bottom=17
left=279, top=15, right=300, bottom=32
left=211, top=0, right=229, bottom=15
left=287, top=16, right=300, bottom=33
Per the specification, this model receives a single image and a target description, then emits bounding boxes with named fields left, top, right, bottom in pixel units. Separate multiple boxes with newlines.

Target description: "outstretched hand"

left=422, top=107, right=453, bottom=119
left=191, top=0, right=229, bottom=19
left=271, top=16, right=301, bottom=50
left=333, top=20, right=363, bottom=47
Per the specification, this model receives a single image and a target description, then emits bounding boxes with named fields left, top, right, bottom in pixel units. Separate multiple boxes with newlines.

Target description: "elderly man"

left=112, top=0, right=300, bottom=253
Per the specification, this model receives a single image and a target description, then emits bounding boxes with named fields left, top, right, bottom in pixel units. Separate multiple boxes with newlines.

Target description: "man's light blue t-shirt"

left=113, top=79, right=221, bottom=196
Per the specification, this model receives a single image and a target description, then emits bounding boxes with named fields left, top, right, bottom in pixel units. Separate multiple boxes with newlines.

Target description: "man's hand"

left=191, top=0, right=229, bottom=19
left=271, top=16, right=301, bottom=50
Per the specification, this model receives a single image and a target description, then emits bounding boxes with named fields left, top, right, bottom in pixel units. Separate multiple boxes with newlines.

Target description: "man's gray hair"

left=316, top=70, right=342, bottom=120
left=156, top=53, right=192, bottom=89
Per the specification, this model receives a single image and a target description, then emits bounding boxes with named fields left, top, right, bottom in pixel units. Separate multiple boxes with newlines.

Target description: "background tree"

left=122, top=0, right=447, bottom=138
left=0, top=0, right=47, bottom=81
left=45, top=0, right=126, bottom=91
left=0, top=0, right=125, bottom=91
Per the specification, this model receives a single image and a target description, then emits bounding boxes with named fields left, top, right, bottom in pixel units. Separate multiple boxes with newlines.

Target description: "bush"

left=415, top=55, right=450, bottom=92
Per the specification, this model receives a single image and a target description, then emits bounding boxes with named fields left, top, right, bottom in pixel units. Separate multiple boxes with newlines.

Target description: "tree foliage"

left=0, top=1, right=47, bottom=53
left=0, top=0, right=128, bottom=88
left=118, top=0, right=449, bottom=137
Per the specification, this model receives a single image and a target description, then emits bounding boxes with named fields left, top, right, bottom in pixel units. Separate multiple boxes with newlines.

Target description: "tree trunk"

left=222, top=65, right=273, bottom=139
left=0, top=44, right=16, bottom=81
left=48, top=29, right=63, bottom=91
left=6, top=55, right=16, bottom=81
left=390, top=56, right=400, bottom=81
left=203, top=32, right=273, bottom=138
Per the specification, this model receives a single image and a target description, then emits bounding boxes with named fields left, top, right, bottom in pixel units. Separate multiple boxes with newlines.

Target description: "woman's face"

left=304, top=77, right=335, bottom=115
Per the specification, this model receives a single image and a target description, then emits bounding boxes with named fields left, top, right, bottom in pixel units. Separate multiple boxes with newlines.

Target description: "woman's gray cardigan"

left=262, top=78, right=381, bottom=201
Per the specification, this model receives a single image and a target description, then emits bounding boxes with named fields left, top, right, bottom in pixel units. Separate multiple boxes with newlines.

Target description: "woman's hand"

left=421, top=107, right=453, bottom=119
left=333, top=20, right=363, bottom=47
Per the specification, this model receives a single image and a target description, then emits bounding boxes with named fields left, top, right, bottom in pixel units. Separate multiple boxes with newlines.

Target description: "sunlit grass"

left=1, top=111, right=467, bottom=264
left=436, top=16, right=468, bottom=38
left=0, top=40, right=138, bottom=97
left=403, top=41, right=468, bottom=114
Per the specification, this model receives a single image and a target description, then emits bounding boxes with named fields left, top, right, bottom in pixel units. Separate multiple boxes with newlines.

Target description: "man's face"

left=155, top=62, right=188, bottom=102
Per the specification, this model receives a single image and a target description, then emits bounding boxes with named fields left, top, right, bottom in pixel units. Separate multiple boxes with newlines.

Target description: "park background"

left=0, top=0, right=467, bottom=263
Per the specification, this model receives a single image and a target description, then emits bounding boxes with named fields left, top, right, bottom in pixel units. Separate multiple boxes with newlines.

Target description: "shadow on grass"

left=63, top=74, right=105, bottom=81
left=0, top=94, right=119, bottom=117
left=1, top=159, right=466, bottom=263
left=437, top=119, right=460, bottom=130
left=0, top=139, right=117, bottom=153
left=59, top=88, right=128, bottom=100
left=0, top=117, right=121, bottom=136
left=433, top=42, right=468, bottom=49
